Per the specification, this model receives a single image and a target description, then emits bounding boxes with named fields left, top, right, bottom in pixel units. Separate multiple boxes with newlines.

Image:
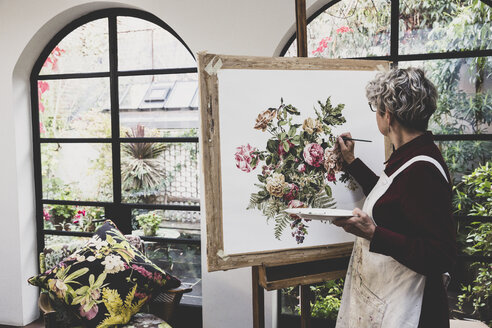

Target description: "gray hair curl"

left=366, top=67, right=438, bottom=132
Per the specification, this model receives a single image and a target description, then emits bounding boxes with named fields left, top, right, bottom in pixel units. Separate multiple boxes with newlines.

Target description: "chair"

left=37, top=234, right=192, bottom=327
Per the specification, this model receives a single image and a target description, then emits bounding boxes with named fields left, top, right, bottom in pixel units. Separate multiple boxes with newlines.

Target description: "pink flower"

left=326, top=173, right=336, bottom=182
left=132, top=264, right=153, bottom=279
left=303, top=143, right=324, bottom=167
left=43, top=209, right=51, bottom=221
left=79, top=304, right=98, bottom=320
left=38, top=81, right=50, bottom=94
left=297, top=163, right=306, bottom=173
left=336, top=26, right=353, bottom=34
left=77, top=209, right=86, bottom=216
left=312, top=36, right=333, bottom=55
left=73, top=219, right=79, bottom=224
left=283, top=184, right=299, bottom=202
left=235, top=144, right=258, bottom=173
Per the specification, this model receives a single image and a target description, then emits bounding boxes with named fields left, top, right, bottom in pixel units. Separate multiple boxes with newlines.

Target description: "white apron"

left=336, top=155, right=449, bottom=328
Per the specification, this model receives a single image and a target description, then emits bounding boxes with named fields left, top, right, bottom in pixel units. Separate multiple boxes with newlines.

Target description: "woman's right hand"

left=338, top=132, right=355, bottom=165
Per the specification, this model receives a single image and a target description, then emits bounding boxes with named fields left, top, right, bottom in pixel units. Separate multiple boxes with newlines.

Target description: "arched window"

left=279, top=0, right=491, bottom=324
left=31, top=9, right=201, bottom=304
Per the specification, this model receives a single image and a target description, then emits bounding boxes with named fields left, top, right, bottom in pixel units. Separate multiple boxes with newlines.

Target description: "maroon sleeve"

left=346, top=158, right=379, bottom=196
left=369, top=162, right=457, bottom=276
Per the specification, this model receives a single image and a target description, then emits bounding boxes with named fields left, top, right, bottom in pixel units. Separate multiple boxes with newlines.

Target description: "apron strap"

left=388, top=155, right=449, bottom=183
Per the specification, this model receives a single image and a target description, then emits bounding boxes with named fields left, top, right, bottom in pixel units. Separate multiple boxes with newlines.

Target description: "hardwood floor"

left=0, top=317, right=43, bottom=328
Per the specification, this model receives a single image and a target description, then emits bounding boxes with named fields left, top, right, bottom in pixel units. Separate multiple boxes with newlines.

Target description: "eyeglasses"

left=369, top=102, right=376, bottom=112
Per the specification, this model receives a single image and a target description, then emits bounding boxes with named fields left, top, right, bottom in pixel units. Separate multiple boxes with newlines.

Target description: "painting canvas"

left=198, top=54, right=389, bottom=271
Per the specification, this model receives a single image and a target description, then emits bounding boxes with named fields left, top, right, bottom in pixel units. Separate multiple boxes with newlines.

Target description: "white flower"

left=101, top=254, right=125, bottom=274
left=89, top=236, right=108, bottom=250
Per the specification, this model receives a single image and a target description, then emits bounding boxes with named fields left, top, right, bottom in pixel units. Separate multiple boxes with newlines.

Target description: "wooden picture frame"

left=198, top=52, right=391, bottom=272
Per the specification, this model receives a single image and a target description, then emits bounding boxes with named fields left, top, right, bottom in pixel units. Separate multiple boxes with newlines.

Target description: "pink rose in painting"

left=326, top=173, right=336, bottom=182
left=297, top=163, right=306, bottom=173
left=303, top=143, right=324, bottom=167
left=79, top=304, right=98, bottom=320
left=235, top=144, right=258, bottom=173
left=283, top=183, right=299, bottom=202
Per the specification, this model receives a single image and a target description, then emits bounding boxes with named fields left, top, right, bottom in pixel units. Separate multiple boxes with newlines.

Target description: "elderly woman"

left=334, top=68, right=456, bottom=328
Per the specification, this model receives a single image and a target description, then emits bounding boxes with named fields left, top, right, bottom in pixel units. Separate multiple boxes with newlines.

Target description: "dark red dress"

left=346, top=131, right=456, bottom=328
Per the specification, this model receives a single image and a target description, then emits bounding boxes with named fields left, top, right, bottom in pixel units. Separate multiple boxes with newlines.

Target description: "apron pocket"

left=348, top=274, right=387, bottom=328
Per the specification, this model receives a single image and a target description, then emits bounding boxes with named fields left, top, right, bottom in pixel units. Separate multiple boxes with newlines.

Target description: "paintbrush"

left=341, top=136, right=372, bottom=143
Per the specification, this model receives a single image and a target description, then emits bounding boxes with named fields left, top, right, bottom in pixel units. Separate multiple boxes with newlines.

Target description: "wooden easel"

left=252, top=257, right=350, bottom=328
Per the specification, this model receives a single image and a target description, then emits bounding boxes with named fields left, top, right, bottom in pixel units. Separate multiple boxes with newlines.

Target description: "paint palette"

left=283, top=208, right=353, bottom=222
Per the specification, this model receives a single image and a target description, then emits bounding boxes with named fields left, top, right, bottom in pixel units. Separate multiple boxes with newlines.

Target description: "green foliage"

left=284, top=279, right=344, bottom=320
left=136, top=211, right=162, bottom=236
left=455, top=163, right=492, bottom=324
left=121, top=125, right=167, bottom=203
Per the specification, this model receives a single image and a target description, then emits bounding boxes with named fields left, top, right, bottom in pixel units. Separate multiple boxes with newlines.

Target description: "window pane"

left=43, top=204, right=104, bottom=232
left=121, top=142, right=199, bottom=205
left=42, top=143, right=113, bottom=201
left=119, top=74, right=199, bottom=137
left=436, top=140, right=492, bottom=185
left=38, top=78, right=111, bottom=138
left=399, top=57, right=492, bottom=135
left=131, top=209, right=200, bottom=240
left=39, top=19, right=109, bottom=75
left=143, top=240, right=201, bottom=304
left=117, top=16, right=196, bottom=71
left=43, top=235, right=90, bottom=270
left=399, top=0, right=492, bottom=55
left=284, top=0, right=391, bottom=58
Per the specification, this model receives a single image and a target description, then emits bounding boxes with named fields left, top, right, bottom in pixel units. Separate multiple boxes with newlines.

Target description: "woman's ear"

left=384, top=111, right=392, bottom=125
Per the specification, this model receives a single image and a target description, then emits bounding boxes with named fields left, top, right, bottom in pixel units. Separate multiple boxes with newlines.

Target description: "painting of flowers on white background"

left=218, top=68, right=385, bottom=255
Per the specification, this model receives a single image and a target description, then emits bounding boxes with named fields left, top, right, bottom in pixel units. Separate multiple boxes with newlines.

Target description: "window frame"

left=278, top=0, right=492, bottom=322
left=30, top=8, right=200, bottom=261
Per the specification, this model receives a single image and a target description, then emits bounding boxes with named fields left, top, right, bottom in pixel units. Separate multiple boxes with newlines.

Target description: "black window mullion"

left=109, top=15, right=122, bottom=207
left=120, top=137, right=199, bottom=143
left=117, top=67, right=197, bottom=77
left=38, top=72, right=110, bottom=80
left=390, top=0, right=399, bottom=66
left=31, top=77, right=46, bottom=257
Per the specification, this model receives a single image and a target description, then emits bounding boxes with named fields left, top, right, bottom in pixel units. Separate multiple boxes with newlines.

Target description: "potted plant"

left=136, top=211, right=162, bottom=236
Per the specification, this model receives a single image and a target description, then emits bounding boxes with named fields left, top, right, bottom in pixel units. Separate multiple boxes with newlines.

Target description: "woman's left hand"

left=332, top=208, right=376, bottom=241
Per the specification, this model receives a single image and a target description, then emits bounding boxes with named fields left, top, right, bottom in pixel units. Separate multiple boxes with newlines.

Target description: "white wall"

left=0, top=0, right=331, bottom=325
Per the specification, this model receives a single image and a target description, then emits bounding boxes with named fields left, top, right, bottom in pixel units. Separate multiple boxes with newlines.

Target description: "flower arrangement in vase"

left=235, top=97, right=355, bottom=243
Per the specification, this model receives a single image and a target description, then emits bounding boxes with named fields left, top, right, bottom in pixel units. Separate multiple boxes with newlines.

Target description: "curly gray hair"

left=366, top=67, right=438, bottom=132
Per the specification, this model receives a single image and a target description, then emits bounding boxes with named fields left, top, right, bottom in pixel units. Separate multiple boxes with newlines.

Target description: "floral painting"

left=234, top=97, right=356, bottom=243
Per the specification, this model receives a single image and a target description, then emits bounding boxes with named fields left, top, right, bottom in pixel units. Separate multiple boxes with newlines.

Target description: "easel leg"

left=300, top=284, right=311, bottom=328
left=252, top=266, right=265, bottom=328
